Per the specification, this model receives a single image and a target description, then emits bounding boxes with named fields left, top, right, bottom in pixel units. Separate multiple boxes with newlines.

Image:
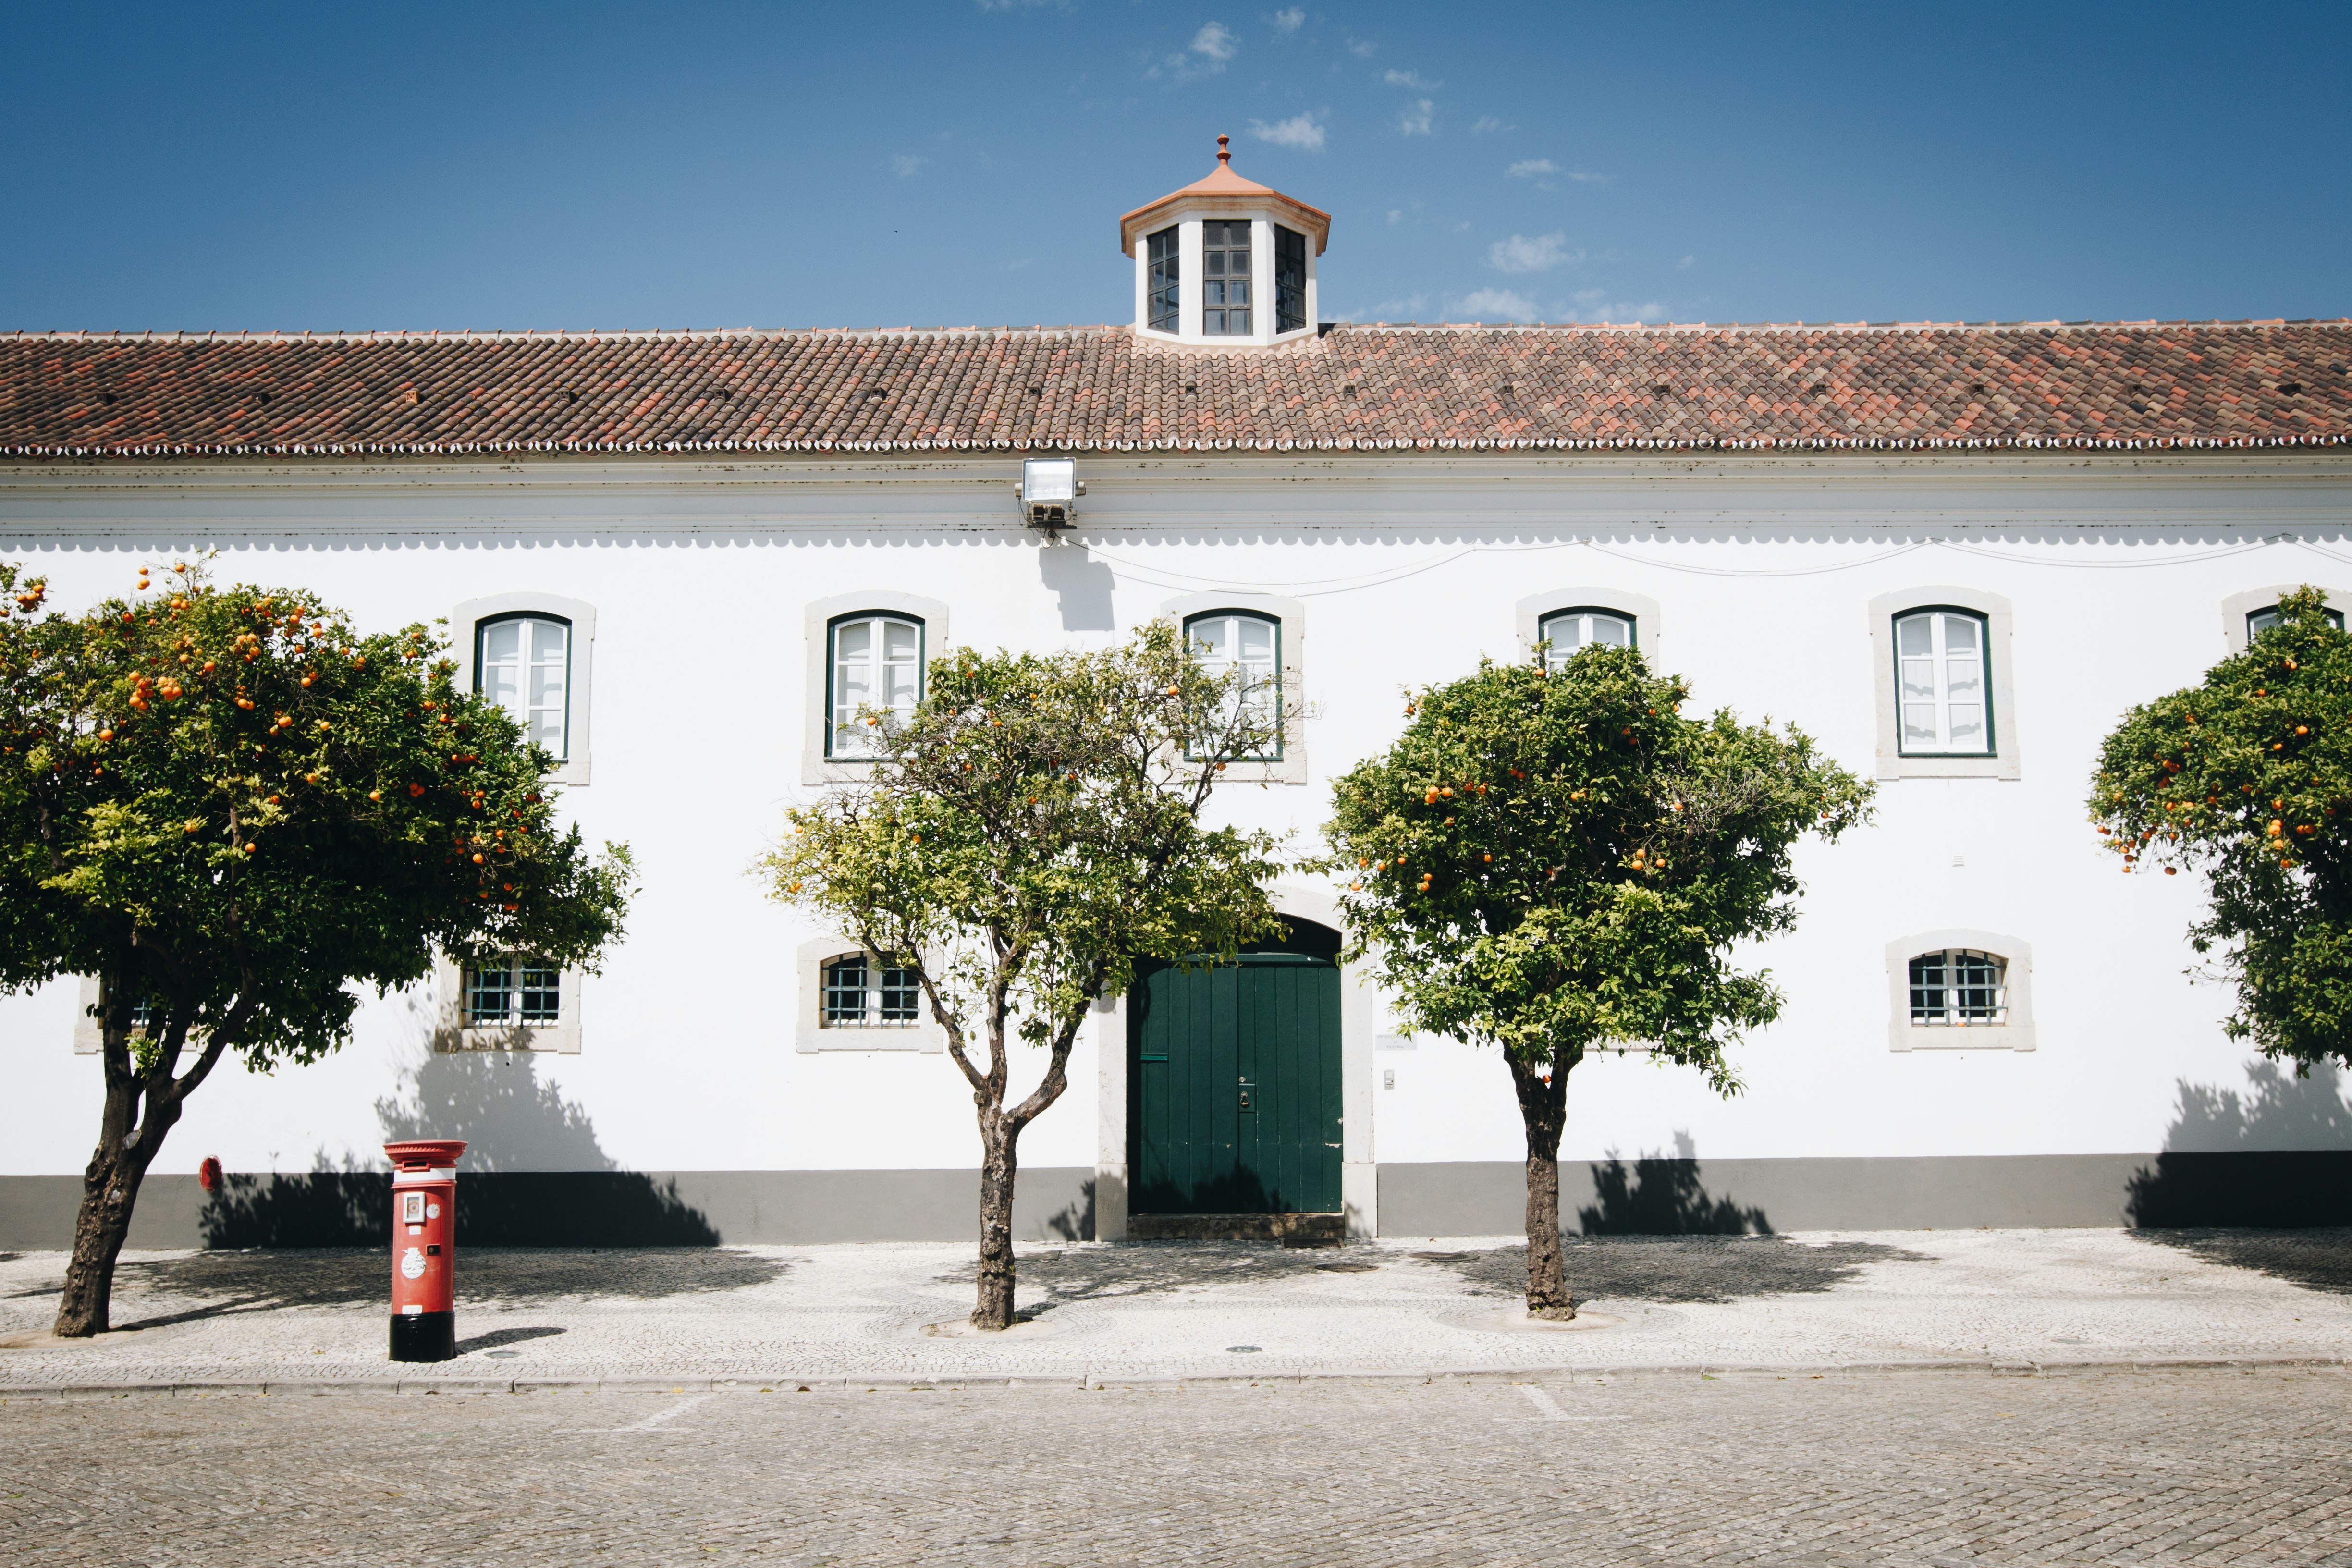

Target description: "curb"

left=3, top=1354, right=2346, bottom=1398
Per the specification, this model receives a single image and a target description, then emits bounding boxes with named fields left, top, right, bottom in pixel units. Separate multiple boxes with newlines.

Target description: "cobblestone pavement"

left=3, top=1366, right=2348, bottom=1566
left=1, top=1230, right=2348, bottom=1388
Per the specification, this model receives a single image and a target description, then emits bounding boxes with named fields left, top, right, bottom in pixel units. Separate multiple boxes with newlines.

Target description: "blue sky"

left=5, top=1, right=2346, bottom=332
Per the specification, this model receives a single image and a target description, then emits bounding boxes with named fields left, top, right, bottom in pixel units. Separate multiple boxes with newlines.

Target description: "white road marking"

left=609, top=1394, right=715, bottom=1433
left=1502, top=1384, right=1627, bottom=1423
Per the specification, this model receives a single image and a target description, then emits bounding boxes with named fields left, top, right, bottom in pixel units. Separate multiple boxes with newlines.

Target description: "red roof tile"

left=2, top=320, right=2346, bottom=460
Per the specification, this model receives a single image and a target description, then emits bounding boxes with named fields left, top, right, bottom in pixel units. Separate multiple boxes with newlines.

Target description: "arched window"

left=827, top=612, right=924, bottom=759
left=1538, top=606, right=1635, bottom=669
left=2248, top=602, right=2345, bottom=638
left=1894, top=608, right=1992, bottom=756
left=1908, top=948, right=2007, bottom=1027
left=1184, top=609, right=1282, bottom=759
left=476, top=614, right=571, bottom=757
left=821, top=954, right=921, bottom=1028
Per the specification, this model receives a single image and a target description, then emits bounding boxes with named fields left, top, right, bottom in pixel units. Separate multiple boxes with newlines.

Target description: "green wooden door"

left=1128, top=929, right=1343, bottom=1215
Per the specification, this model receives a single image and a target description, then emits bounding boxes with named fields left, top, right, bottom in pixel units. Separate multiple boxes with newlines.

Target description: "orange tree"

left=0, top=560, right=633, bottom=1336
left=762, top=623, right=1284, bottom=1331
left=2091, top=585, right=2352, bottom=1069
left=1325, top=646, right=1871, bottom=1318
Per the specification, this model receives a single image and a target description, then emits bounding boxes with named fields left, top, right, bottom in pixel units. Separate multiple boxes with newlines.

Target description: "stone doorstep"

left=1126, top=1213, right=1347, bottom=1243
left=1, top=1355, right=2342, bottom=1400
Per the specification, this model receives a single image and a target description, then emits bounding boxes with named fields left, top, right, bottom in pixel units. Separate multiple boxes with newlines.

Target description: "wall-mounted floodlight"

left=1017, top=457, right=1085, bottom=536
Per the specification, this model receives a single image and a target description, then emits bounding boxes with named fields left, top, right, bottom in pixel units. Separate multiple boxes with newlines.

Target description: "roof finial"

left=1217, top=133, right=1231, bottom=166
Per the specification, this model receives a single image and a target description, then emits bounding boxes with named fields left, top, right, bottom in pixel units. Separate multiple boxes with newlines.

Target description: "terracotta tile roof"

left=2, top=319, right=2346, bottom=462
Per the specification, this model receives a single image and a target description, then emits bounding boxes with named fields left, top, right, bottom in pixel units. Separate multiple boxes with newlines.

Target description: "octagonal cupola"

left=1120, top=135, right=1331, bottom=348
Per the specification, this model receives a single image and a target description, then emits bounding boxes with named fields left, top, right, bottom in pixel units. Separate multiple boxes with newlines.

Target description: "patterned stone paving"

left=3, top=1366, right=2347, bottom=1566
left=0, top=1229, right=2346, bottom=1390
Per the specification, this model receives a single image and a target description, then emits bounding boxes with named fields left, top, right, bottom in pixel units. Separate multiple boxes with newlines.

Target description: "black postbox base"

left=390, top=1311, right=455, bottom=1363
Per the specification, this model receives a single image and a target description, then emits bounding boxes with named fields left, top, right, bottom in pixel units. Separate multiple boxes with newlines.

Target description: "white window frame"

left=1514, top=588, right=1661, bottom=666
left=71, top=976, right=171, bottom=1055
left=432, top=954, right=582, bottom=1053
left=802, top=592, right=950, bottom=785
left=2221, top=584, right=2351, bottom=655
left=795, top=936, right=946, bottom=1053
left=1885, top=929, right=2035, bottom=1052
left=825, top=612, right=924, bottom=761
left=1867, top=587, right=2020, bottom=781
left=1892, top=608, right=1994, bottom=758
left=451, top=593, right=597, bottom=787
left=1158, top=591, right=1307, bottom=785
left=1181, top=608, right=1284, bottom=763
left=474, top=613, right=572, bottom=757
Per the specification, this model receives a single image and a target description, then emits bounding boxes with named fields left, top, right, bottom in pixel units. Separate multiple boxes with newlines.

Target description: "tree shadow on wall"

left=200, top=1048, right=719, bottom=1250
left=1043, top=1178, right=1096, bottom=1243
left=2126, top=1059, right=2352, bottom=1231
left=1577, top=1132, right=1772, bottom=1236
left=2128, top=1058, right=2352, bottom=1291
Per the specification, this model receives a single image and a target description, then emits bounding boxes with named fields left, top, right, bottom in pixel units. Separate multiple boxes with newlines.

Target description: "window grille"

left=464, top=956, right=563, bottom=1027
left=1538, top=607, right=1635, bottom=668
left=476, top=615, right=571, bottom=757
left=1894, top=609, right=1993, bottom=756
left=2248, top=604, right=2344, bottom=638
left=1201, top=220, right=1252, bottom=336
left=1147, top=226, right=1180, bottom=333
left=1183, top=610, right=1281, bottom=760
left=1274, top=226, right=1307, bottom=333
left=828, top=613, right=924, bottom=759
left=1908, top=949, right=2007, bottom=1026
left=821, top=956, right=921, bottom=1027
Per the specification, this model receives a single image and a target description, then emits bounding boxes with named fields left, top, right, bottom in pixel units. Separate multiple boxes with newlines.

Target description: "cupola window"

left=1202, top=220, right=1252, bottom=336
left=1275, top=226, right=1307, bottom=333
left=1147, top=226, right=1180, bottom=334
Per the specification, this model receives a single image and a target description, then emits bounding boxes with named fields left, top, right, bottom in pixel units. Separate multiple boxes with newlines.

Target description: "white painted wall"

left=3, top=450, right=2349, bottom=1180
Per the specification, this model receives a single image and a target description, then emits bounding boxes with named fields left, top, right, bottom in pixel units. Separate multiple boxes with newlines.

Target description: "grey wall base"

left=1378, top=1152, right=2352, bottom=1237
left=5, top=1152, right=2345, bottom=1251
left=0, top=1168, right=1098, bottom=1251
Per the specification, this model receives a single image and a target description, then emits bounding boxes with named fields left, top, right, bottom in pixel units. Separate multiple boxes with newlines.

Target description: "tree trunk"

left=972, top=1107, right=1021, bottom=1331
left=53, top=1085, right=174, bottom=1338
left=1510, top=1046, right=1575, bottom=1320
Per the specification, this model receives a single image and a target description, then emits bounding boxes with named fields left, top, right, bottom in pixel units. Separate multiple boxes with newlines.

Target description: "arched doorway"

left=1127, top=919, right=1343, bottom=1218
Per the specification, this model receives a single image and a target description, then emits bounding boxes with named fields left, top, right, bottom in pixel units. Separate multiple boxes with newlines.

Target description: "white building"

left=4, top=146, right=2351, bottom=1248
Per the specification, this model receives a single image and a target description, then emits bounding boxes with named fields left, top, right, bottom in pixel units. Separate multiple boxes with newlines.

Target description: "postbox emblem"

left=401, top=1246, right=427, bottom=1280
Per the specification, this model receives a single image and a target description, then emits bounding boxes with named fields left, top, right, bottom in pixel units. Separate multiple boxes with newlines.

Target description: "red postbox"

left=385, top=1139, right=467, bottom=1362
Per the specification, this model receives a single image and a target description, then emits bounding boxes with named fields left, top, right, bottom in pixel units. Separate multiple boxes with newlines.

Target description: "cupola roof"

left=1118, top=136, right=1332, bottom=257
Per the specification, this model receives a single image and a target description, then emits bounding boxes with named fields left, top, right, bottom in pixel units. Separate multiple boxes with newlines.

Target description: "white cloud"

left=1192, top=20, right=1238, bottom=61
left=1384, top=68, right=1441, bottom=89
left=1387, top=209, right=1403, bottom=224
left=1507, top=158, right=1556, bottom=178
left=1470, top=115, right=1505, bottom=134
left=1332, top=292, right=1427, bottom=323
left=890, top=153, right=928, bottom=178
left=1268, top=6, right=1303, bottom=31
left=1566, top=288, right=1666, bottom=323
left=1248, top=113, right=1326, bottom=151
left=1487, top=233, right=1578, bottom=274
left=1146, top=20, right=1239, bottom=80
left=1346, top=35, right=1376, bottom=57
left=1454, top=287, right=1542, bottom=324
left=1677, top=255, right=1695, bottom=270
left=1398, top=98, right=1433, bottom=135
